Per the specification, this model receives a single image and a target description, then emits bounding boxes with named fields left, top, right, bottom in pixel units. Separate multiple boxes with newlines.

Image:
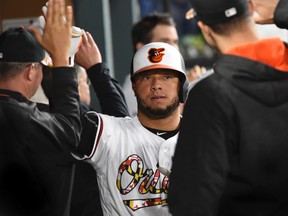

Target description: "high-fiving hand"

left=75, top=31, right=102, bottom=70
left=252, top=0, right=279, bottom=24
left=29, top=0, right=73, bottom=67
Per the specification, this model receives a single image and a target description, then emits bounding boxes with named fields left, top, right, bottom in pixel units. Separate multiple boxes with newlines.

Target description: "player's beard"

left=136, top=96, right=180, bottom=120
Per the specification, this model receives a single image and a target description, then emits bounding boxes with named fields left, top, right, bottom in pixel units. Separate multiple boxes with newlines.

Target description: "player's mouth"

left=150, top=95, right=166, bottom=102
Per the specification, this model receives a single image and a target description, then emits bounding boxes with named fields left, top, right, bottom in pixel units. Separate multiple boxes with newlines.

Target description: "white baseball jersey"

left=82, top=112, right=177, bottom=216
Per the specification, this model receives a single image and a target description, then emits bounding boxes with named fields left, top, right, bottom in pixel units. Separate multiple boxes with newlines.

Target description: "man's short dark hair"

left=0, top=62, right=35, bottom=79
left=131, top=12, right=176, bottom=52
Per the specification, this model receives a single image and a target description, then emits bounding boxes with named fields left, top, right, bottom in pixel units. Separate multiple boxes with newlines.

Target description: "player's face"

left=150, top=24, right=179, bottom=49
left=78, top=68, right=91, bottom=105
left=133, top=69, right=180, bottom=119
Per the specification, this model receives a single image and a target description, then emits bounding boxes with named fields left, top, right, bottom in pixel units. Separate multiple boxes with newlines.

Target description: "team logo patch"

left=116, top=154, right=169, bottom=211
left=147, top=48, right=165, bottom=63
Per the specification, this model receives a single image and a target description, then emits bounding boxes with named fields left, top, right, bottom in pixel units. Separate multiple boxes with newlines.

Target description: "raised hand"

left=29, top=0, right=72, bottom=67
left=253, top=0, right=279, bottom=24
left=40, top=1, right=83, bottom=66
left=75, top=31, right=102, bottom=70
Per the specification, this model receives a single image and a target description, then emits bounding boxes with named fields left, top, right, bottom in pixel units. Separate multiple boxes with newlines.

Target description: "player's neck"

left=137, top=107, right=181, bottom=131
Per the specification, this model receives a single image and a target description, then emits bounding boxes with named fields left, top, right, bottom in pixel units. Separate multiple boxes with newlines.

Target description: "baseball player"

left=73, top=42, right=188, bottom=216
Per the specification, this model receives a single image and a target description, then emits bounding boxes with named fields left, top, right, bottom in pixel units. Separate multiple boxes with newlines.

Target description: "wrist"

left=52, top=58, right=70, bottom=67
left=51, top=54, right=70, bottom=67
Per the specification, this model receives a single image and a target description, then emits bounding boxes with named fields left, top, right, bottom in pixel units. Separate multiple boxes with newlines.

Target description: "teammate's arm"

left=75, top=31, right=129, bottom=117
left=72, top=111, right=100, bottom=159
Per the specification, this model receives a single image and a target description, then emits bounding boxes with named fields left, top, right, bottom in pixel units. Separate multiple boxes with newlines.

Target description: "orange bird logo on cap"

left=147, top=48, right=165, bottom=63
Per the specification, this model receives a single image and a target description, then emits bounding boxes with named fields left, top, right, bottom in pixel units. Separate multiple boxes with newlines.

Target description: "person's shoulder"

left=186, top=70, right=233, bottom=109
left=91, top=112, right=131, bottom=125
left=188, top=69, right=214, bottom=90
left=274, top=0, right=288, bottom=29
left=190, top=70, right=225, bottom=93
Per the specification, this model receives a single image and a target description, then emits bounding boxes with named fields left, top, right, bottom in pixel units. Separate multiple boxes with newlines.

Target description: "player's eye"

left=163, top=75, right=173, bottom=80
left=143, top=76, right=151, bottom=80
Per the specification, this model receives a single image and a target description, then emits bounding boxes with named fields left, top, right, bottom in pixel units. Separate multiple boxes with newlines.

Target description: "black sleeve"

left=274, top=0, right=288, bottom=29
left=73, top=111, right=99, bottom=159
left=49, top=67, right=82, bottom=147
left=38, top=66, right=83, bottom=149
left=87, top=63, right=130, bottom=117
left=26, top=66, right=81, bottom=215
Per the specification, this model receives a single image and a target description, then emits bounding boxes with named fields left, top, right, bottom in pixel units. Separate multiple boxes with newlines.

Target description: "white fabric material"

left=86, top=113, right=176, bottom=216
left=122, top=74, right=137, bottom=117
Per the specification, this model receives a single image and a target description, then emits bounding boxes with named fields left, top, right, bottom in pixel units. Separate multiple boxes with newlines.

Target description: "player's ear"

left=26, top=63, right=41, bottom=81
left=132, top=82, right=136, bottom=95
left=198, top=21, right=214, bottom=39
left=26, top=64, right=35, bottom=81
left=198, top=21, right=209, bottom=34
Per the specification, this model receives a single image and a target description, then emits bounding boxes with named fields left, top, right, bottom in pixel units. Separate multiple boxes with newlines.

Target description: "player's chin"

left=148, top=102, right=168, bottom=110
left=149, top=97, right=169, bottom=105
left=139, top=102, right=178, bottom=119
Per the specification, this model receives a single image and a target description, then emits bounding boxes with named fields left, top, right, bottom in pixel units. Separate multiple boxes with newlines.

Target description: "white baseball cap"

left=131, top=42, right=189, bottom=103
left=131, top=42, right=186, bottom=78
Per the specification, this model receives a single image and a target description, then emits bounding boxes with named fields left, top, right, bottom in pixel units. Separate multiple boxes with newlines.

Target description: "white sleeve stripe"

left=87, top=114, right=103, bottom=159
left=71, top=114, right=103, bottom=161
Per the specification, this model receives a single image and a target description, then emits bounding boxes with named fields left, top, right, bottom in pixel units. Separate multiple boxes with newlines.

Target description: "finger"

left=86, top=32, right=102, bottom=63
left=200, top=67, right=206, bottom=74
left=65, top=5, right=73, bottom=27
left=86, top=32, right=95, bottom=45
left=46, top=0, right=53, bottom=25
left=81, top=32, right=88, bottom=46
left=55, top=0, right=65, bottom=24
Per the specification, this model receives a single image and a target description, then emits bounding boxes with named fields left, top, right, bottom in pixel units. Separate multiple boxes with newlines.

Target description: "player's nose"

left=150, top=77, right=163, bottom=91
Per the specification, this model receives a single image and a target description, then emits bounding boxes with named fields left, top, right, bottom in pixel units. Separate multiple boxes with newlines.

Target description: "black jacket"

left=169, top=50, right=288, bottom=216
left=169, top=1, right=288, bottom=215
left=0, top=67, right=81, bottom=216
left=86, top=63, right=128, bottom=116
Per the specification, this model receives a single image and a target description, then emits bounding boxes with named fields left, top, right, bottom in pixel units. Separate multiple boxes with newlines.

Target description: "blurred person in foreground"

left=169, top=0, right=288, bottom=215
left=0, top=0, right=81, bottom=215
left=39, top=30, right=129, bottom=216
